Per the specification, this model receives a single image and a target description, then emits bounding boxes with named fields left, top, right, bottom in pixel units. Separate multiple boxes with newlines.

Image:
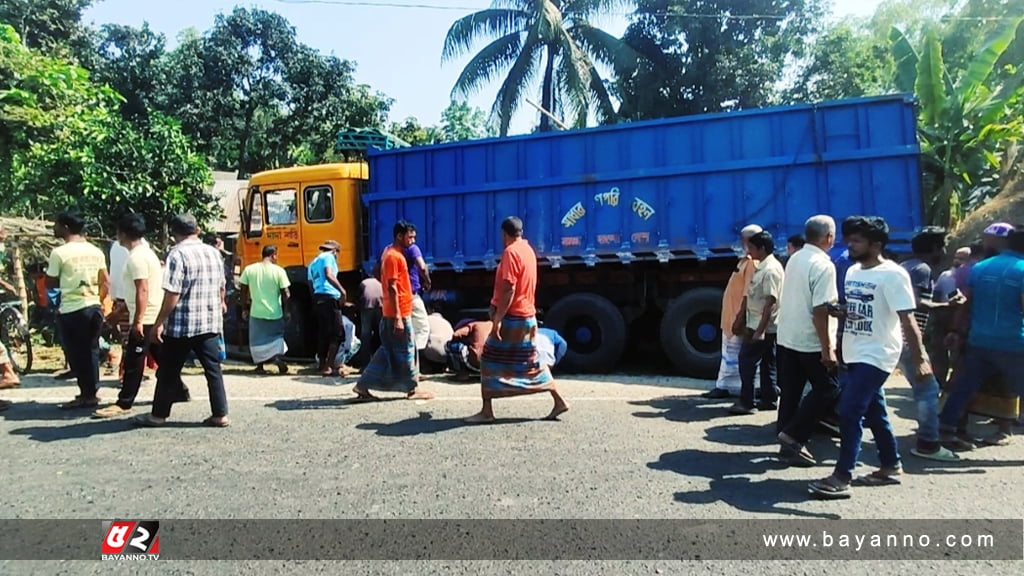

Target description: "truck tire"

left=660, top=288, right=724, bottom=379
left=544, top=293, right=626, bottom=374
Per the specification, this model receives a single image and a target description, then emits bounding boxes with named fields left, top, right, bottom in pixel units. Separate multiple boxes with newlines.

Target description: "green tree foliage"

left=0, top=24, right=214, bottom=235
left=91, top=22, right=166, bottom=120
left=155, top=7, right=391, bottom=175
left=0, top=0, right=94, bottom=63
left=616, top=0, right=824, bottom=120
left=443, top=0, right=625, bottom=135
left=389, top=117, right=443, bottom=146
left=440, top=100, right=496, bottom=141
left=387, top=101, right=495, bottom=147
left=787, top=21, right=891, bottom=102
left=891, top=14, right=1024, bottom=228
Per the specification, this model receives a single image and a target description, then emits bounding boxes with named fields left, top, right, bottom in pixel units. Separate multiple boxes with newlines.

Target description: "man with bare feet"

left=465, top=216, right=567, bottom=424
left=353, top=221, right=434, bottom=401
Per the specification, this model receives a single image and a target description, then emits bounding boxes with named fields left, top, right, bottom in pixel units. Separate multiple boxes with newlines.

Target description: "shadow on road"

left=7, top=417, right=205, bottom=442
left=0, top=401, right=153, bottom=422
left=356, top=411, right=535, bottom=436
left=266, top=396, right=404, bottom=411
left=703, top=422, right=778, bottom=447
left=649, top=449, right=841, bottom=519
left=629, top=396, right=736, bottom=423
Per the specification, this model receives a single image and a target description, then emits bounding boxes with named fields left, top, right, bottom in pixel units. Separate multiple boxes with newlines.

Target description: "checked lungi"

left=445, top=341, right=480, bottom=374
left=358, top=317, right=419, bottom=393
left=480, top=315, right=553, bottom=392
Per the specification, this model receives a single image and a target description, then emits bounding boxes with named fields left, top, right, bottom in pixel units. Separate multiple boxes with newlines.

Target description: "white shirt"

left=108, top=238, right=148, bottom=301
left=777, top=244, right=838, bottom=353
left=841, top=260, right=917, bottom=372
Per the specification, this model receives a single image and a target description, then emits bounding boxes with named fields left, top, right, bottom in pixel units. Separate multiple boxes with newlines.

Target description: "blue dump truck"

left=361, top=95, right=924, bottom=377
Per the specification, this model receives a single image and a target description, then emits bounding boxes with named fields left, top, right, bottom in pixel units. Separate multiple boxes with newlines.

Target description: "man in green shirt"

left=239, top=245, right=291, bottom=374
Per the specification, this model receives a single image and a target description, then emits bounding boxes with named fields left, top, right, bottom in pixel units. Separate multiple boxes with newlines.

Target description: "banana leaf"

left=916, top=28, right=948, bottom=126
left=955, top=14, right=1024, bottom=102
left=889, top=27, right=919, bottom=94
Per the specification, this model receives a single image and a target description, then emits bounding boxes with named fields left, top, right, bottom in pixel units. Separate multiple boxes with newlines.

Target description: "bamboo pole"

left=11, top=243, right=27, bottom=315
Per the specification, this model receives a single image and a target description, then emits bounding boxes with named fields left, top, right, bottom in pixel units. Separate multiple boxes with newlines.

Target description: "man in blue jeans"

left=897, top=228, right=962, bottom=462
left=938, top=228, right=1024, bottom=444
left=133, top=214, right=229, bottom=428
left=809, top=217, right=930, bottom=500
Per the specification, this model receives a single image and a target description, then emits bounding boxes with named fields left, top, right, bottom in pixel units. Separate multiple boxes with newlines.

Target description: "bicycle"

left=0, top=298, right=32, bottom=374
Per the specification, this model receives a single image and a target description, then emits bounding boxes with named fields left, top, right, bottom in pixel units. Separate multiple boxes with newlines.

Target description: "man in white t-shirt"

left=808, top=216, right=931, bottom=500
left=94, top=214, right=164, bottom=418
left=108, top=231, right=149, bottom=379
left=775, top=215, right=840, bottom=467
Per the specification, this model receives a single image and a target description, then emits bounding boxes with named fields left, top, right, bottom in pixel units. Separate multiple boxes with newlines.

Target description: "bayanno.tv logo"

left=101, top=521, right=161, bottom=560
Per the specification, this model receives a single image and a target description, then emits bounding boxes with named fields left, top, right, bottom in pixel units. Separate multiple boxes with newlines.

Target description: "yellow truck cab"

left=235, top=163, right=369, bottom=357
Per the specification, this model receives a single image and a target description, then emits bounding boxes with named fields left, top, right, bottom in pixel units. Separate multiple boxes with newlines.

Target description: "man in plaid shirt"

left=134, top=214, right=230, bottom=428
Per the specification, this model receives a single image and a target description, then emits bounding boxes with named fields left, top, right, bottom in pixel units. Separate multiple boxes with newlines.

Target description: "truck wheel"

left=660, top=288, right=724, bottom=379
left=544, top=293, right=626, bottom=373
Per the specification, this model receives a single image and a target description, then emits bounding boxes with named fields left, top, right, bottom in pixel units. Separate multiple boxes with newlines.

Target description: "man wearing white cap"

left=703, top=224, right=763, bottom=399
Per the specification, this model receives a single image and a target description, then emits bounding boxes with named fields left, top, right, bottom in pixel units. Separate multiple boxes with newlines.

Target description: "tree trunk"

left=237, top=103, right=257, bottom=176
left=540, top=44, right=557, bottom=132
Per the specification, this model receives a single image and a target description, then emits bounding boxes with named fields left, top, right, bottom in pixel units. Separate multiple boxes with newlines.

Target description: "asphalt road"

left=1, top=364, right=1022, bottom=575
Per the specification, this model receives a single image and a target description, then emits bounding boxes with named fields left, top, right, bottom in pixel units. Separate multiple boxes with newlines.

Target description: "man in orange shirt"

left=353, top=221, right=433, bottom=401
left=465, top=216, right=568, bottom=424
left=704, top=224, right=763, bottom=399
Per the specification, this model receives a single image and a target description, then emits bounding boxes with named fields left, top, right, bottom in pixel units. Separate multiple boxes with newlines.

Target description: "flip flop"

left=808, top=477, right=851, bottom=500
left=132, top=414, right=166, bottom=428
left=977, top=433, right=1012, bottom=447
left=464, top=414, right=496, bottom=425
left=851, top=470, right=902, bottom=487
left=911, top=447, right=960, bottom=462
left=352, top=387, right=379, bottom=402
left=778, top=434, right=816, bottom=467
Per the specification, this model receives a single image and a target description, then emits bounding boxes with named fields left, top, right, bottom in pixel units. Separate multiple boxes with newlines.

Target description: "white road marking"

left=4, top=395, right=689, bottom=403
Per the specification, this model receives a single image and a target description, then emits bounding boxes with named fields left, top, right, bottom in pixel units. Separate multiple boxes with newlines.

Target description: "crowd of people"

left=0, top=213, right=569, bottom=424
left=1, top=210, right=1022, bottom=497
left=704, top=215, right=1024, bottom=500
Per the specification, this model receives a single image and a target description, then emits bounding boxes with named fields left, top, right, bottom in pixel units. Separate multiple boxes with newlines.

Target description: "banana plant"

left=890, top=15, right=1024, bottom=228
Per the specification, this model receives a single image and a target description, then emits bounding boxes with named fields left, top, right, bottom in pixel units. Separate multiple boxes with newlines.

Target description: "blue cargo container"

left=363, top=95, right=923, bottom=377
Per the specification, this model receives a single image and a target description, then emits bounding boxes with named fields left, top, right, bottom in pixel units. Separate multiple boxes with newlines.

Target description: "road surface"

left=1, top=364, right=1021, bottom=574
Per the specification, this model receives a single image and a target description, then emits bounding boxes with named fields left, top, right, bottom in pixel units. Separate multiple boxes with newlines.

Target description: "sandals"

left=778, top=433, right=816, bottom=467
left=352, top=387, right=379, bottom=402
left=978, top=432, right=1012, bottom=447
left=132, top=414, right=166, bottom=428
left=59, top=396, right=101, bottom=410
left=941, top=435, right=976, bottom=452
left=202, top=416, right=230, bottom=428
left=808, top=476, right=851, bottom=499
left=851, top=469, right=902, bottom=487
left=911, top=446, right=960, bottom=462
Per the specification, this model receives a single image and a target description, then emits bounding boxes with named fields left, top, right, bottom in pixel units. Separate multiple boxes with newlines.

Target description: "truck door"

left=260, top=184, right=303, bottom=268
left=299, top=182, right=342, bottom=267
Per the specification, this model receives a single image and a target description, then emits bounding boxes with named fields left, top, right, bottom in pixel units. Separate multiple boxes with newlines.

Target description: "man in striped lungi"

left=465, top=216, right=568, bottom=424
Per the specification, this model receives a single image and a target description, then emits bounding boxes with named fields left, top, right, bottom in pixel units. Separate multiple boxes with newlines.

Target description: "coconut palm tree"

left=442, top=0, right=625, bottom=135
